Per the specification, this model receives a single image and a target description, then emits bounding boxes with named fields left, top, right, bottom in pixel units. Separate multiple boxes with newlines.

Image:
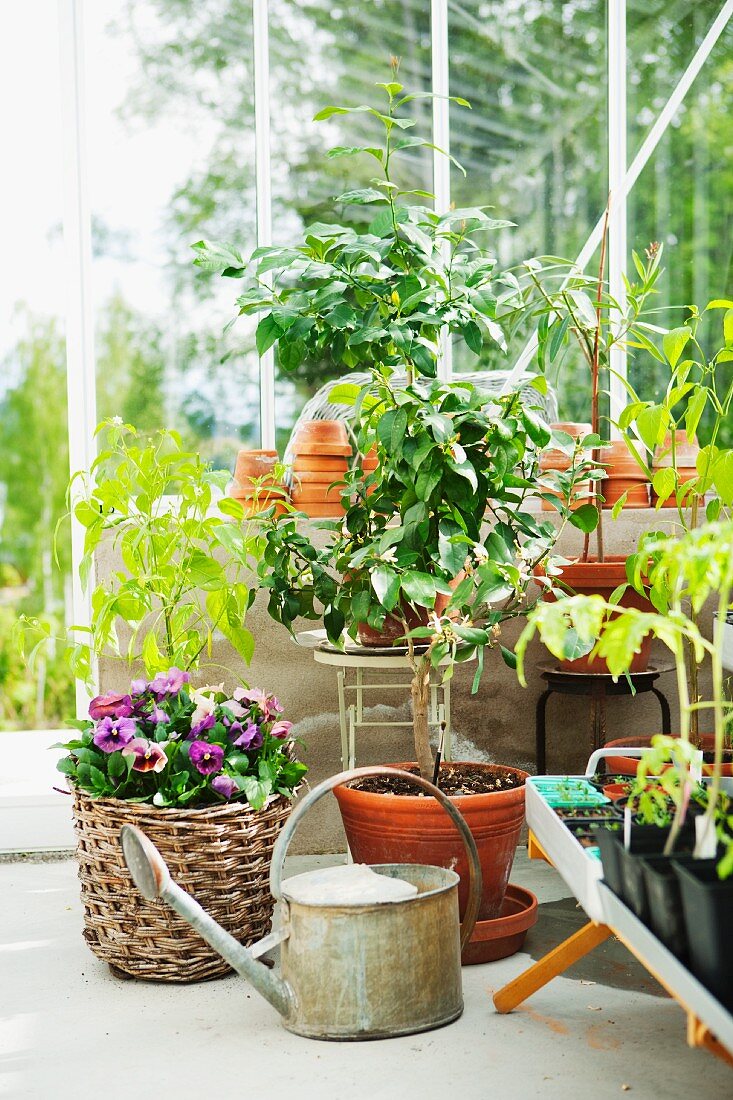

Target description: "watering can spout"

left=120, top=825, right=294, bottom=1019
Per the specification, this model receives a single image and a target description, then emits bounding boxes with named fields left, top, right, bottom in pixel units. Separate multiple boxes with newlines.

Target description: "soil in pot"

left=673, top=858, right=733, bottom=1010
left=333, top=761, right=528, bottom=926
left=536, top=556, right=654, bottom=673
left=554, top=805, right=620, bottom=821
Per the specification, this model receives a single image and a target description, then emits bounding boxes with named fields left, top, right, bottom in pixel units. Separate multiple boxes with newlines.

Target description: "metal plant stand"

left=534, top=663, right=673, bottom=774
left=296, top=631, right=463, bottom=770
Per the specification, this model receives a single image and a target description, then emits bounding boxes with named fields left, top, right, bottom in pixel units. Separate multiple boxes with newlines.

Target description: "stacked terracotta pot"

left=290, top=420, right=350, bottom=517
left=538, top=422, right=592, bottom=512
left=228, top=449, right=289, bottom=517
left=600, top=440, right=650, bottom=509
left=651, top=430, right=700, bottom=507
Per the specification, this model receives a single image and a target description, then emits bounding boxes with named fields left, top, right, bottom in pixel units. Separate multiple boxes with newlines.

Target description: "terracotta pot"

left=361, top=445, right=379, bottom=471
left=461, top=884, right=538, bottom=965
left=603, top=734, right=733, bottom=777
left=291, top=484, right=344, bottom=504
left=233, top=449, right=278, bottom=483
left=291, top=469, right=346, bottom=485
left=292, top=455, right=349, bottom=473
left=538, top=555, right=654, bottom=673
left=293, top=500, right=345, bottom=518
left=356, top=603, right=430, bottom=647
left=600, top=441, right=649, bottom=508
left=293, top=419, right=349, bottom=446
left=333, top=761, right=528, bottom=923
left=291, top=442, right=353, bottom=457
left=653, top=430, right=700, bottom=470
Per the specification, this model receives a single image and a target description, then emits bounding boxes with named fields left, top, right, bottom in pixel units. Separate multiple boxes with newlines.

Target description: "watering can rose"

left=56, top=671, right=307, bottom=811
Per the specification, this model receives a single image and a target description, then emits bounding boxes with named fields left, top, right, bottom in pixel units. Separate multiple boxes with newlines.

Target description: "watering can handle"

left=270, top=766, right=482, bottom=952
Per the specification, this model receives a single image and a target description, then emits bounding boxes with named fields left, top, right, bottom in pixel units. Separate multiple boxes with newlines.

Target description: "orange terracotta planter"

left=291, top=484, right=345, bottom=504
left=291, top=469, right=346, bottom=485
left=603, top=734, right=733, bottom=777
left=600, top=441, right=649, bottom=508
left=293, top=418, right=349, bottom=446
left=292, top=455, right=349, bottom=473
left=233, top=449, right=279, bottom=482
left=333, top=762, right=528, bottom=923
left=538, top=556, right=654, bottom=673
left=292, top=442, right=352, bottom=457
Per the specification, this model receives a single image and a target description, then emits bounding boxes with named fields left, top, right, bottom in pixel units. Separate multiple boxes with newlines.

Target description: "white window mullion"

left=608, top=0, right=627, bottom=438
left=501, top=0, right=733, bottom=395
left=431, top=0, right=452, bottom=381
left=58, top=0, right=96, bottom=715
left=253, top=0, right=276, bottom=447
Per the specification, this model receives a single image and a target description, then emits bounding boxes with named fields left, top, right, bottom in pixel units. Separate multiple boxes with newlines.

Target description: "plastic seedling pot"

left=673, top=858, right=733, bottom=1011
left=641, top=854, right=690, bottom=959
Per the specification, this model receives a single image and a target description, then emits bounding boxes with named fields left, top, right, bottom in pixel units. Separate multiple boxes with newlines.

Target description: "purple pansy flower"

left=149, top=705, right=170, bottom=725
left=93, top=715, right=138, bottom=753
left=189, top=740, right=224, bottom=775
left=269, top=719, right=293, bottom=740
left=221, top=698, right=246, bottom=720
left=89, top=693, right=133, bottom=720
left=189, top=712, right=216, bottom=739
left=130, top=678, right=148, bottom=696
left=211, top=774, right=238, bottom=799
left=230, top=720, right=263, bottom=751
left=121, top=737, right=168, bottom=773
left=149, top=668, right=191, bottom=698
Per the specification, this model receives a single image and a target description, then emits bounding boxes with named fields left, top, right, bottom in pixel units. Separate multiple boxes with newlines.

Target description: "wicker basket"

left=72, top=789, right=292, bottom=982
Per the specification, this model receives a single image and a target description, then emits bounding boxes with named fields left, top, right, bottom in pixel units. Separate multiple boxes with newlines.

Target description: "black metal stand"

left=535, top=663, right=673, bottom=774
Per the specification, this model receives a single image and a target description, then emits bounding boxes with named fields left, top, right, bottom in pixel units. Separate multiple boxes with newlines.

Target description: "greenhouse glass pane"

left=269, top=0, right=432, bottom=451
left=448, top=0, right=607, bottom=425
left=0, top=1, right=74, bottom=730
left=83, top=2, right=260, bottom=466
left=627, top=0, right=733, bottom=447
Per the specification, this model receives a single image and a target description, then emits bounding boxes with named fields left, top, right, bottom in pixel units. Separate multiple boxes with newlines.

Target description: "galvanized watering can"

left=121, top=767, right=481, bottom=1041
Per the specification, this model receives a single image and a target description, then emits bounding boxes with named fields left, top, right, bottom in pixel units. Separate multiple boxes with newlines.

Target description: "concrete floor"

left=1, top=850, right=731, bottom=1100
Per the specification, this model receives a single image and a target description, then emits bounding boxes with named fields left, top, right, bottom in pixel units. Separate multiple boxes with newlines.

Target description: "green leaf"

left=636, top=404, right=668, bottom=451
left=611, top=490, right=629, bottom=520
left=685, top=387, right=707, bottom=441
left=186, top=550, right=225, bottom=591
left=371, top=566, right=401, bottom=612
left=500, top=645, right=517, bottom=670
left=401, top=571, right=437, bottom=608
left=256, top=314, right=282, bottom=356
left=549, top=316, right=571, bottom=362
left=334, top=188, right=387, bottom=205
left=725, top=310, right=733, bottom=346
left=652, top=467, right=676, bottom=507
left=326, top=145, right=383, bottom=161
left=568, top=504, right=599, bottom=533
left=712, top=451, right=733, bottom=506
left=662, top=326, right=691, bottom=368
left=328, top=383, right=362, bottom=406
left=462, top=320, right=483, bottom=355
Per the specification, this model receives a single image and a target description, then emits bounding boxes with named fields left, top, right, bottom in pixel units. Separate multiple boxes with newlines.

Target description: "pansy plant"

left=56, top=669, right=307, bottom=810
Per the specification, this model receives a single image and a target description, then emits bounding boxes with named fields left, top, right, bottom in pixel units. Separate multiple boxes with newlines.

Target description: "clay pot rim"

left=535, top=554, right=641, bottom=583
left=339, top=761, right=529, bottom=806
left=293, top=419, right=349, bottom=442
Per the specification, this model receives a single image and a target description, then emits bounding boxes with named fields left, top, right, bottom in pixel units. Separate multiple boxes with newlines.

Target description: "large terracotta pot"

left=539, top=556, right=654, bottom=673
left=600, top=441, right=649, bottom=508
left=603, top=734, right=733, bottom=777
left=333, top=761, right=528, bottom=922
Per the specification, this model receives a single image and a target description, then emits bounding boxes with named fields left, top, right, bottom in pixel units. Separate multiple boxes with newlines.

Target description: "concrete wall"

left=98, top=508, right=712, bottom=853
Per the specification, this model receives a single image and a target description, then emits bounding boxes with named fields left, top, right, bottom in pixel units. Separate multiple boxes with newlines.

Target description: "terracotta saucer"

left=461, top=883, right=538, bottom=966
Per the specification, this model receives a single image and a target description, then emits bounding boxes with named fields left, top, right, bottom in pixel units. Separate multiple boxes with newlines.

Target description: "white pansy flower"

left=190, top=684, right=223, bottom=729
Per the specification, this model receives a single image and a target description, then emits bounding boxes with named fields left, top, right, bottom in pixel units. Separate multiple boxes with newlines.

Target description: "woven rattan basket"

left=72, top=788, right=292, bottom=982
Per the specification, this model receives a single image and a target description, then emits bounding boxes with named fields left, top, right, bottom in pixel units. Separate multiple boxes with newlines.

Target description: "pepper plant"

left=20, top=420, right=260, bottom=686
left=613, top=299, right=733, bottom=743
left=516, top=520, right=733, bottom=876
